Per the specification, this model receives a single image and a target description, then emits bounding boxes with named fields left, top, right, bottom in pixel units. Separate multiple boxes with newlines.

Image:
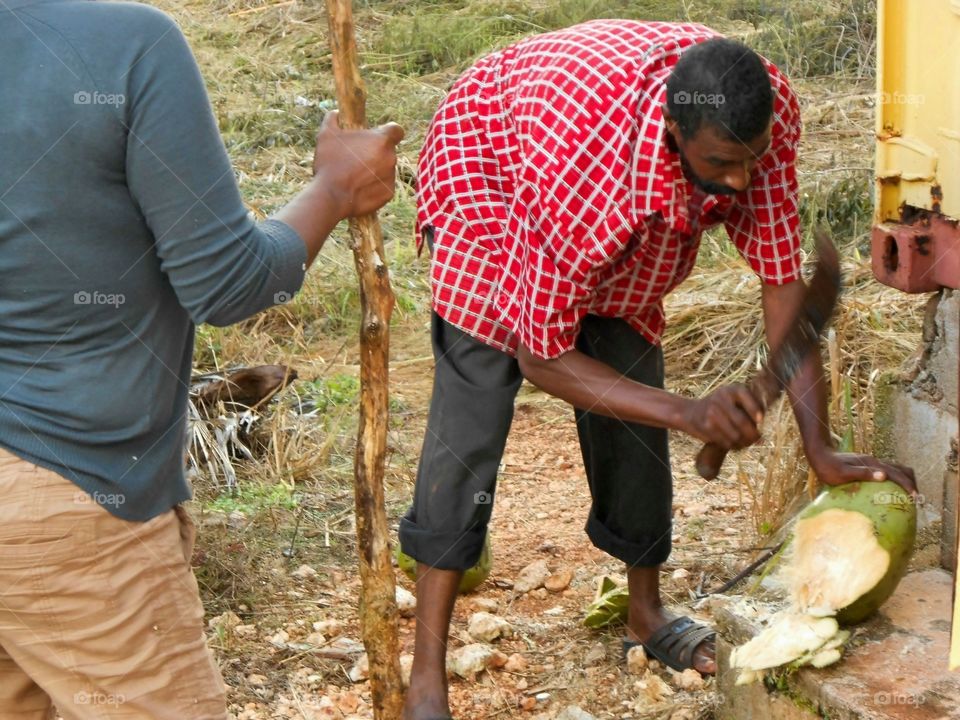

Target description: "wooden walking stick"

left=325, top=1, right=404, bottom=715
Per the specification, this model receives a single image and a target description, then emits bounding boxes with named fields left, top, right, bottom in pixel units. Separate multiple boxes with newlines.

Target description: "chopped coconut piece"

left=730, top=613, right=839, bottom=671
left=809, top=647, right=843, bottom=668
left=735, top=669, right=762, bottom=686
left=786, top=508, right=890, bottom=616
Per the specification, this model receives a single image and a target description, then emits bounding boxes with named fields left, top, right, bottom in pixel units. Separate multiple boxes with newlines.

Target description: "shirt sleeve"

left=122, top=9, right=307, bottom=327
left=507, top=62, right=638, bottom=359
left=724, top=67, right=803, bottom=285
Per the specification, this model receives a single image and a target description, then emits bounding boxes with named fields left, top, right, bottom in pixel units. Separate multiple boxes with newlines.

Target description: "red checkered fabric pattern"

left=416, top=20, right=803, bottom=359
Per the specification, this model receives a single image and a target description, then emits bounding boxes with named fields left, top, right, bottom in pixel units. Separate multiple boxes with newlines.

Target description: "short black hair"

left=665, top=38, right=773, bottom=143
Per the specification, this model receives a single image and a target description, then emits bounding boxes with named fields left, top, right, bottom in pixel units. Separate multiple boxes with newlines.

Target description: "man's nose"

left=723, top=162, right=752, bottom=192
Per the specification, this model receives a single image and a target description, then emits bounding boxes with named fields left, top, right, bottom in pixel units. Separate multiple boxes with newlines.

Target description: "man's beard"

left=678, top=151, right=738, bottom=196
left=667, top=132, right=739, bottom=196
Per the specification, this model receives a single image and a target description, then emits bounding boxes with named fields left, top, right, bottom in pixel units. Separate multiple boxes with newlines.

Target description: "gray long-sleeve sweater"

left=0, top=0, right=307, bottom=520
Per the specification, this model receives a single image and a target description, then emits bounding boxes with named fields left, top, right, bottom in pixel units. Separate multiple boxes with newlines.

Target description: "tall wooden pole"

left=325, top=1, right=404, bottom=715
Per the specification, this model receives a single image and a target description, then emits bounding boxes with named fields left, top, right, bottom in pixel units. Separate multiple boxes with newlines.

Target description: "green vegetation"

left=207, top=481, right=299, bottom=515
left=303, top=373, right=361, bottom=413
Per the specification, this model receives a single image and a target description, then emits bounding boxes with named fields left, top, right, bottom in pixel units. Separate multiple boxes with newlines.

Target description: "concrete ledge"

left=715, top=569, right=960, bottom=720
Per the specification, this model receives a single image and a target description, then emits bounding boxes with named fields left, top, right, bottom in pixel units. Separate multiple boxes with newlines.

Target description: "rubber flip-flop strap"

left=642, top=616, right=716, bottom=672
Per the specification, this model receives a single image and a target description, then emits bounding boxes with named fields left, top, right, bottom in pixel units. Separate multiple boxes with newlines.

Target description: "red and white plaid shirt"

left=416, top=20, right=802, bottom=359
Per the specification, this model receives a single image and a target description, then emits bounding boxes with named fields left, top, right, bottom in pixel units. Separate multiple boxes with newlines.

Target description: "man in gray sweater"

left=0, top=1, right=401, bottom=717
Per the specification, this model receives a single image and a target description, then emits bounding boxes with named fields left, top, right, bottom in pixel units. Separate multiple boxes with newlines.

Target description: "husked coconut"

left=793, top=480, right=917, bottom=624
left=793, top=629, right=849, bottom=669
left=730, top=481, right=916, bottom=685
left=786, top=508, right=890, bottom=617
left=808, top=647, right=842, bottom=668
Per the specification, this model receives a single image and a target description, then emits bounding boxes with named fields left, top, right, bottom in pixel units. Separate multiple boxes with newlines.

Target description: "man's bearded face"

left=667, top=121, right=772, bottom=197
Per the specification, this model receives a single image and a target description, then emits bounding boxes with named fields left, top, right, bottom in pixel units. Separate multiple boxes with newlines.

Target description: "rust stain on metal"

left=877, top=126, right=902, bottom=141
left=931, top=184, right=944, bottom=214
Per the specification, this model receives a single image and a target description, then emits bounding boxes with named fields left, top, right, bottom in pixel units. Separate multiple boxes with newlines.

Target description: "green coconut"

left=732, top=481, right=916, bottom=684
left=791, top=480, right=917, bottom=625
left=395, top=534, right=492, bottom=594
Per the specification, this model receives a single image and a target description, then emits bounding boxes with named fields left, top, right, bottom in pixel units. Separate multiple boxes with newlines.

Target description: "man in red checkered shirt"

left=399, top=20, right=916, bottom=718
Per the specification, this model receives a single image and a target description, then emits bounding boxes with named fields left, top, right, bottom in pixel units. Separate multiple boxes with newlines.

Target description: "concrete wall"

left=943, top=436, right=958, bottom=571
left=884, top=290, right=958, bottom=570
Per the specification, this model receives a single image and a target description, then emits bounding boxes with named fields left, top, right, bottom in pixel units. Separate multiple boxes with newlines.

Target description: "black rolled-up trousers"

left=398, top=309, right=674, bottom=571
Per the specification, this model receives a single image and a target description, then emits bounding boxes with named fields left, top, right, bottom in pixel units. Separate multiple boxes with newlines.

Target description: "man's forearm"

left=760, top=279, right=833, bottom=458
left=272, top=175, right=347, bottom=267
left=785, top=350, right=834, bottom=457
left=517, top=346, right=691, bottom=431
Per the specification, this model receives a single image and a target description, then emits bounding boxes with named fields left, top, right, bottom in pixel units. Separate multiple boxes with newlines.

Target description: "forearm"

left=760, top=278, right=833, bottom=458
left=272, top=172, right=347, bottom=267
left=785, top=350, right=834, bottom=457
left=517, top=346, right=690, bottom=431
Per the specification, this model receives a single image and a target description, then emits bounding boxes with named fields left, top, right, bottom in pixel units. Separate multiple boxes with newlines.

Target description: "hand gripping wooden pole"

left=325, top=1, right=404, bottom=715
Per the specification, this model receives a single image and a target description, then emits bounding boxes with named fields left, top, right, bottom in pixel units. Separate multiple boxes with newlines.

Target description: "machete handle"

left=695, top=442, right=728, bottom=481
left=694, top=370, right=781, bottom=481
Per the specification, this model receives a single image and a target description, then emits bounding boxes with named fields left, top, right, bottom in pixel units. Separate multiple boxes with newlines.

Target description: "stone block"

left=891, top=391, right=957, bottom=524
left=715, top=570, right=960, bottom=719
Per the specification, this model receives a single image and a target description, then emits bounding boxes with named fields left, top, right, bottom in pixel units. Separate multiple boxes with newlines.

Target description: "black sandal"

left=622, top=616, right=716, bottom=673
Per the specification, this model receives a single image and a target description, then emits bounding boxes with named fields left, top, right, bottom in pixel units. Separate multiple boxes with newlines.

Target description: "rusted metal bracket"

left=871, top=207, right=960, bottom=292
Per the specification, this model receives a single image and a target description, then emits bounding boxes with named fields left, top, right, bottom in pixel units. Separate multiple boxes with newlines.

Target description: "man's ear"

left=661, top=105, right=682, bottom=146
left=661, top=105, right=676, bottom=132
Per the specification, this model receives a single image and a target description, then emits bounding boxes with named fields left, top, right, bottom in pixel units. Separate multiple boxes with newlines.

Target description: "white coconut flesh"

left=731, top=508, right=889, bottom=683
left=787, top=508, right=891, bottom=616
left=730, top=613, right=839, bottom=672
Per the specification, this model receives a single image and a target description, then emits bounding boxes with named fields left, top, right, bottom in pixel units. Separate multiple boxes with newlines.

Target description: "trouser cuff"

left=398, top=516, right=486, bottom=570
left=585, top=512, right=672, bottom=567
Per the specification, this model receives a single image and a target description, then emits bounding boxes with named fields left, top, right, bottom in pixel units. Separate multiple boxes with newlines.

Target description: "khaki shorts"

left=0, top=448, right=227, bottom=719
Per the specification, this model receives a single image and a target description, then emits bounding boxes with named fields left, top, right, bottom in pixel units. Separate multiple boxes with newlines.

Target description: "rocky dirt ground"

left=198, top=328, right=770, bottom=720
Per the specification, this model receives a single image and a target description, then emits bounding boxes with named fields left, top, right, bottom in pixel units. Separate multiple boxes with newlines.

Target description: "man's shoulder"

left=25, top=1, right=182, bottom=52
left=21, top=0, right=174, bottom=28
left=24, top=1, right=193, bottom=93
left=760, top=58, right=802, bottom=142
